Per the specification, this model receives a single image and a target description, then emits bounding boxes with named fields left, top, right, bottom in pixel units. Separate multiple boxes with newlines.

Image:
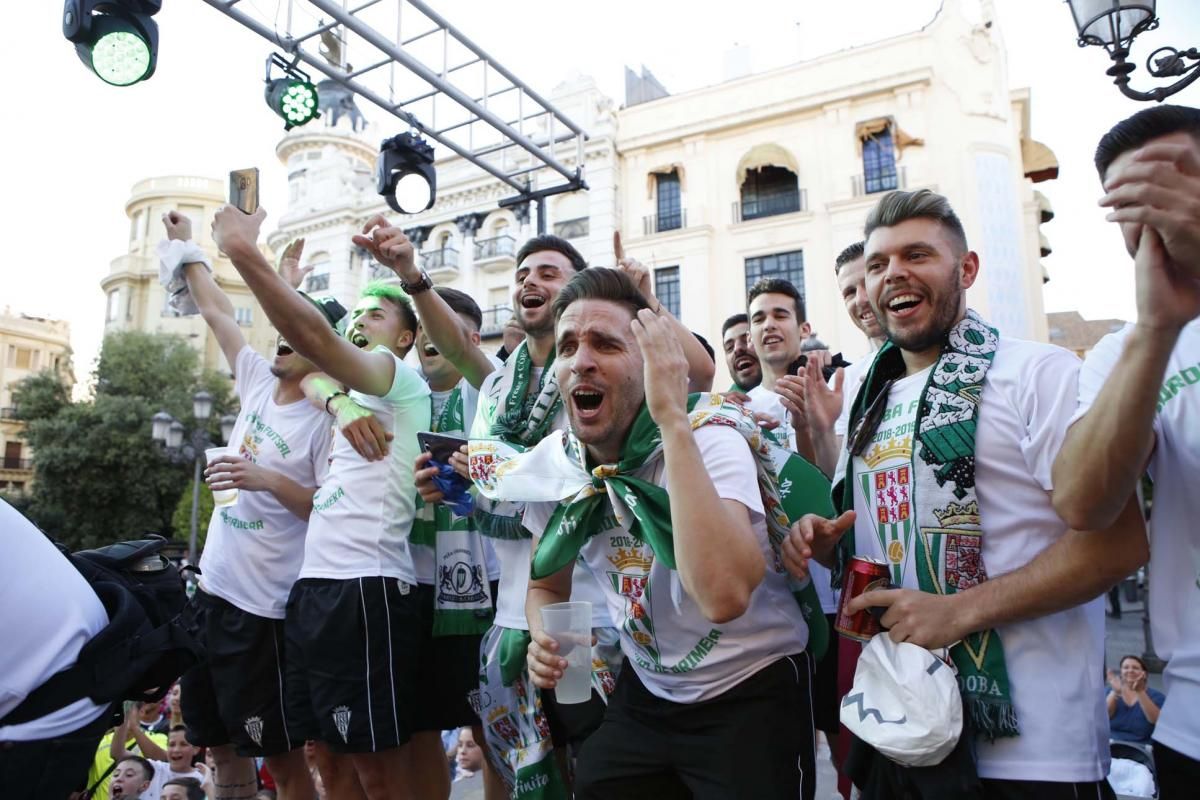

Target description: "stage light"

left=264, top=54, right=320, bottom=130
left=64, top=0, right=161, bottom=86
left=377, top=132, right=436, bottom=214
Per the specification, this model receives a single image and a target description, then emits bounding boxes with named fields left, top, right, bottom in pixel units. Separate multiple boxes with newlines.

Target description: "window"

left=655, top=171, right=682, bottom=232
left=553, top=217, right=589, bottom=240
left=8, top=347, right=33, bottom=370
left=862, top=127, right=899, bottom=194
left=305, top=274, right=330, bottom=292
left=106, top=289, right=121, bottom=322
left=4, top=441, right=22, bottom=469
left=235, top=307, right=254, bottom=326
left=744, top=250, right=805, bottom=295
left=740, top=166, right=800, bottom=221
left=654, top=267, right=681, bottom=317
left=129, top=210, right=142, bottom=241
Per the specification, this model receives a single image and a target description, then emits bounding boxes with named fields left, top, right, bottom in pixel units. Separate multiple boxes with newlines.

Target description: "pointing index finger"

left=613, top=231, right=625, bottom=263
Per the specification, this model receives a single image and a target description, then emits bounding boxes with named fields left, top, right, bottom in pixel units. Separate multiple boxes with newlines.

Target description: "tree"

left=20, top=330, right=233, bottom=551
left=172, top=479, right=214, bottom=553
left=11, top=369, right=70, bottom=421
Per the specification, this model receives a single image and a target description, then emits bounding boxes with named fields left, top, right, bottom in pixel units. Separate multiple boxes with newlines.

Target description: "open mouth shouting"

left=276, top=342, right=294, bottom=357
left=349, top=330, right=370, bottom=348
left=520, top=292, right=548, bottom=311
left=422, top=342, right=440, bottom=357
left=733, top=354, right=758, bottom=373
left=884, top=292, right=925, bottom=319
left=569, top=384, right=605, bottom=422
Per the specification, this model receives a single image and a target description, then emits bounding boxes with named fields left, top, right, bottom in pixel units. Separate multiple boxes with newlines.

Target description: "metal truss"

left=200, top=0, right=589, bottom=205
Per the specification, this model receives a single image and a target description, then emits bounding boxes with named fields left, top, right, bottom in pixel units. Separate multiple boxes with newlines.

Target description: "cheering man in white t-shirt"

left=162, top=211, right=330, bottom=800
left=518, top=268, right=814, bottom=799
left=1052, top=105, right=1200, bottom=797
left=792, top=189, right=1149, bottom=798
left=212, top=206, right=431, bottom=800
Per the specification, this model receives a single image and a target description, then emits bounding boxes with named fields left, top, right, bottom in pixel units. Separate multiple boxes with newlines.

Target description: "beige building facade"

left=0, top=309, right=73, bottom=493
left=100, top=176, right=279, bottom=375
left=615, top=0, right=1057, bottom=383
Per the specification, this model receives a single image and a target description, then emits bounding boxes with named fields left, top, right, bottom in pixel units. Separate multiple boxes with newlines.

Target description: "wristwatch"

left=400, top=269, right=434, bottom=295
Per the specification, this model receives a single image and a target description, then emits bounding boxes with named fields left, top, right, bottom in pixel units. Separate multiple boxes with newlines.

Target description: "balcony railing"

left=422, top=247, right=460, bottom=271
left=0, top=407, right=19, bottom=420
left=642, top=209, right=687, bottom=235
left=1, top=459, right=33, bottom=471
left=852, top=165, right=907, bottom=197
left=475, top=234, right=516, bottom=261
left=479, top=306, right=514, bottom=339
left=305, top=273, right=330, bottom=292
left=369, top=262, right=397, bottom=281
left=736, top=188, right=806, bottom=222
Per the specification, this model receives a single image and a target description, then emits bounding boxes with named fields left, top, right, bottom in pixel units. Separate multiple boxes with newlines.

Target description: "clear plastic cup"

left=205, top=447, right=239, bottom=508
left=540, top=601, right=593, bottom=704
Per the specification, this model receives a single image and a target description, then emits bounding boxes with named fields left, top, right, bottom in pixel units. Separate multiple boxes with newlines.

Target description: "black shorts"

left=412, top=581, right=496, bottom=732
left=811, top=613, right=841, bottom=734
left=575, top=654, right=816, bottom=800
left=283, top=577, right=421, bottom=753
left=180, top=590, right=297, bottom=757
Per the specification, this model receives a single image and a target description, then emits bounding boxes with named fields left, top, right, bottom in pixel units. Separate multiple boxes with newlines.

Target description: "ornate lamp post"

left=151, top=391, right=237, bottom=567
left=1067, top=0, right=1200, bottom=101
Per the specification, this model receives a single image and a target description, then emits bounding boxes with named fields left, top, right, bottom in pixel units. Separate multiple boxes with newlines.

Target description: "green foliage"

left=172, top=477, right=214, bottom=553
left=11, top=369, right=70, bottom=421
left=20, top=330, right=233, bottom=551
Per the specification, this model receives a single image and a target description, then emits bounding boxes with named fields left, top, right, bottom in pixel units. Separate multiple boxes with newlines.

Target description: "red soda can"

left=835, top=556, right=890, bottom=641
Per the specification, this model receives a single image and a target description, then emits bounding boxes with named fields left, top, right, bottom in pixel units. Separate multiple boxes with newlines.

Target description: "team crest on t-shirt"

left=861, top=435, right=914, bottom=584
left=607, top=541, right=656, bottom=650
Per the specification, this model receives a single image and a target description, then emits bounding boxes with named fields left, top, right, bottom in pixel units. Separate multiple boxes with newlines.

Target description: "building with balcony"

left=266, top=74, right=619, bottom=347
left=616, top=0, right=1058, bottom=379
left=0, top=309, right=73, bottom=494
left=99, top=176, right=280, bottom=375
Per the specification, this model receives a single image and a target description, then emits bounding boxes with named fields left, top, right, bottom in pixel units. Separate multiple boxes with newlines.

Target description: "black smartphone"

left=229, top=167, right=260, bottom=214
left=417, top=432, right=468, bottom=464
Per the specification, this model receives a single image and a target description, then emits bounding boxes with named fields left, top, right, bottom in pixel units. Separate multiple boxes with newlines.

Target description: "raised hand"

left=212, top=205, right=267, bottom=258
left=1133, top=226, right=1200, bottom=332
left=162, top=210, right=193, bottom=241
left=614, top=231, right=654, bottom=302
left=631, top=307, right=688, bottom=427
left=276, top=238, right=312, bottom=290
left=781, top=511, right=855, bottom=578
left=352, top=214, right=419, bottom=282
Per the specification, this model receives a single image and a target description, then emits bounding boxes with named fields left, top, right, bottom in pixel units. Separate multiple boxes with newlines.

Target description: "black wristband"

left=325, top=391, right=349, bottom=414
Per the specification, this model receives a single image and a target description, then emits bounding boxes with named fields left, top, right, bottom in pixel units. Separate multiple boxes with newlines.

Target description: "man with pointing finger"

left=788, top=189, right=1148, bottom=798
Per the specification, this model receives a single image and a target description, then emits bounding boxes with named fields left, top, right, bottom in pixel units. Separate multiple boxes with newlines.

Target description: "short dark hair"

left=835, top=241, right=865, bottom=274
left=163, top=778, right=207, bottom=800
left=721, top=312, right=748, bottom=337
left=552, top=267, right=650, bottom=321
left=118, top=755, right=155, bottom=783
left=693, top=332, right=716, bottom=364
left=747, top=278, right=806, bottom=322
left=434, top=286, right=482, bottom=331
left=1119, top=654, right=1148, bottom=672
left=864, top=189, right=968, bottom=256
left=516, top=234, right=588, bottom=273
left=169, top=724, right=189, bottom=736
left=361, top=281, right=418, bottom=333
left=1094, top=104, right=1200, bottom=180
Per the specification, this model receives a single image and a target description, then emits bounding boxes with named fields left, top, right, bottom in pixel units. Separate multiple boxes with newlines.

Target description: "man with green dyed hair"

left=212, top=207, right=430, bottom=800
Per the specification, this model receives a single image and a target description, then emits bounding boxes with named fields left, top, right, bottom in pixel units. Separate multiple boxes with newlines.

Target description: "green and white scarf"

left=411, top=382, right=495, bottom=636
left=471, top=392, right=837, bottom=660
left=837, top=310, right=1018, bottom=740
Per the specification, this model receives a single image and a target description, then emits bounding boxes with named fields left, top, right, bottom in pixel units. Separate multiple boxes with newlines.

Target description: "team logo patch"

left=944, top=532, right=983, bottom=591
left=243, top=715, right=264, bottom=748
left=332, top=705, right=352, bottom=744
left=874, top=467, right=911, bottom=525
left=439, top=560, right=487, bottom=604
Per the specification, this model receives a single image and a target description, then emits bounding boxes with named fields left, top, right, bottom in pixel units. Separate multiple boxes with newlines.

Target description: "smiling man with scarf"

left=787, top=190, right=1148, bottom=799
left=497, top=268, right=831, bottom=800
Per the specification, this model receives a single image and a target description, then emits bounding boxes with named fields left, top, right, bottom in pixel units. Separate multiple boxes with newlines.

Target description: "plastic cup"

left=205, top=447, right=239, bottom=508
left=540, top=601, right=593, bottom=704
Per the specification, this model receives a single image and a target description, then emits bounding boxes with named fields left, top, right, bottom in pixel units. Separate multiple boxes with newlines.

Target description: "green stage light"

left=264, top=55, right=321, bottom=131
left=64, top=1, right=160, bottom=87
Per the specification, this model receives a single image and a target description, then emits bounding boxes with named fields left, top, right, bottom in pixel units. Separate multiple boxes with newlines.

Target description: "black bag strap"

left=81, top=759, right=119, bottom=799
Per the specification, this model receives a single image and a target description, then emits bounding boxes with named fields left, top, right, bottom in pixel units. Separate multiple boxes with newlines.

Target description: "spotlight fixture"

left=377, top=132, right=437, bottom=214
left=264, top=53, right=320, bottom=130
left=63, top=0, right=161, bottom=87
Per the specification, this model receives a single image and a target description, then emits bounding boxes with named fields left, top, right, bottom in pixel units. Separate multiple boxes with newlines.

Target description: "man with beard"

left=512, top=269, right=815, bottom=799
left=212, top=207, right=430, bottom=800
left=162, top=212, right=331, bottom=800
left=1052, top=104, right=1200, bottom=797
left=720, top=313, right=762, bottom=392
left=789, top=189, right=1149, bottom=798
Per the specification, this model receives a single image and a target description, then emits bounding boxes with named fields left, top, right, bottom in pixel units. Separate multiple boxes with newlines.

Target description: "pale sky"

left=4, top=0, right=1199, bottom=393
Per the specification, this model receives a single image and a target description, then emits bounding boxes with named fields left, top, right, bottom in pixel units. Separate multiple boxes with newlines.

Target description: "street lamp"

left=1067, top=0, right=1200, bottom=102
left=150, top=390, right=229, bottom=568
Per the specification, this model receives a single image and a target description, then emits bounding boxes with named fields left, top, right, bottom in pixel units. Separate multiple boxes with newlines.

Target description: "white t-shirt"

left=834, top=337, right=1109, bottom=782
left=300, top=347, right=431, bottom=582
left=472, top=364, right=611, bottom=630
left=746, top=384, right=838, bottom=614
left=199, top=346, right=333, bottom=618
left=1072, top=319, right=1200, bottom=761
left=833, top=354, right=875, bottom=438
left=0, top=500, right=109, bottom=741
left=141, top=762, right=205, bottom=800
left=412, top=375, right=501, bottom=585
left=524, top=425, right=808, bottom=703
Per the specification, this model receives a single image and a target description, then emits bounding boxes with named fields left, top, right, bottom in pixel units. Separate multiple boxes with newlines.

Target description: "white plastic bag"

left=840, top=634, right=963, bottom=767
